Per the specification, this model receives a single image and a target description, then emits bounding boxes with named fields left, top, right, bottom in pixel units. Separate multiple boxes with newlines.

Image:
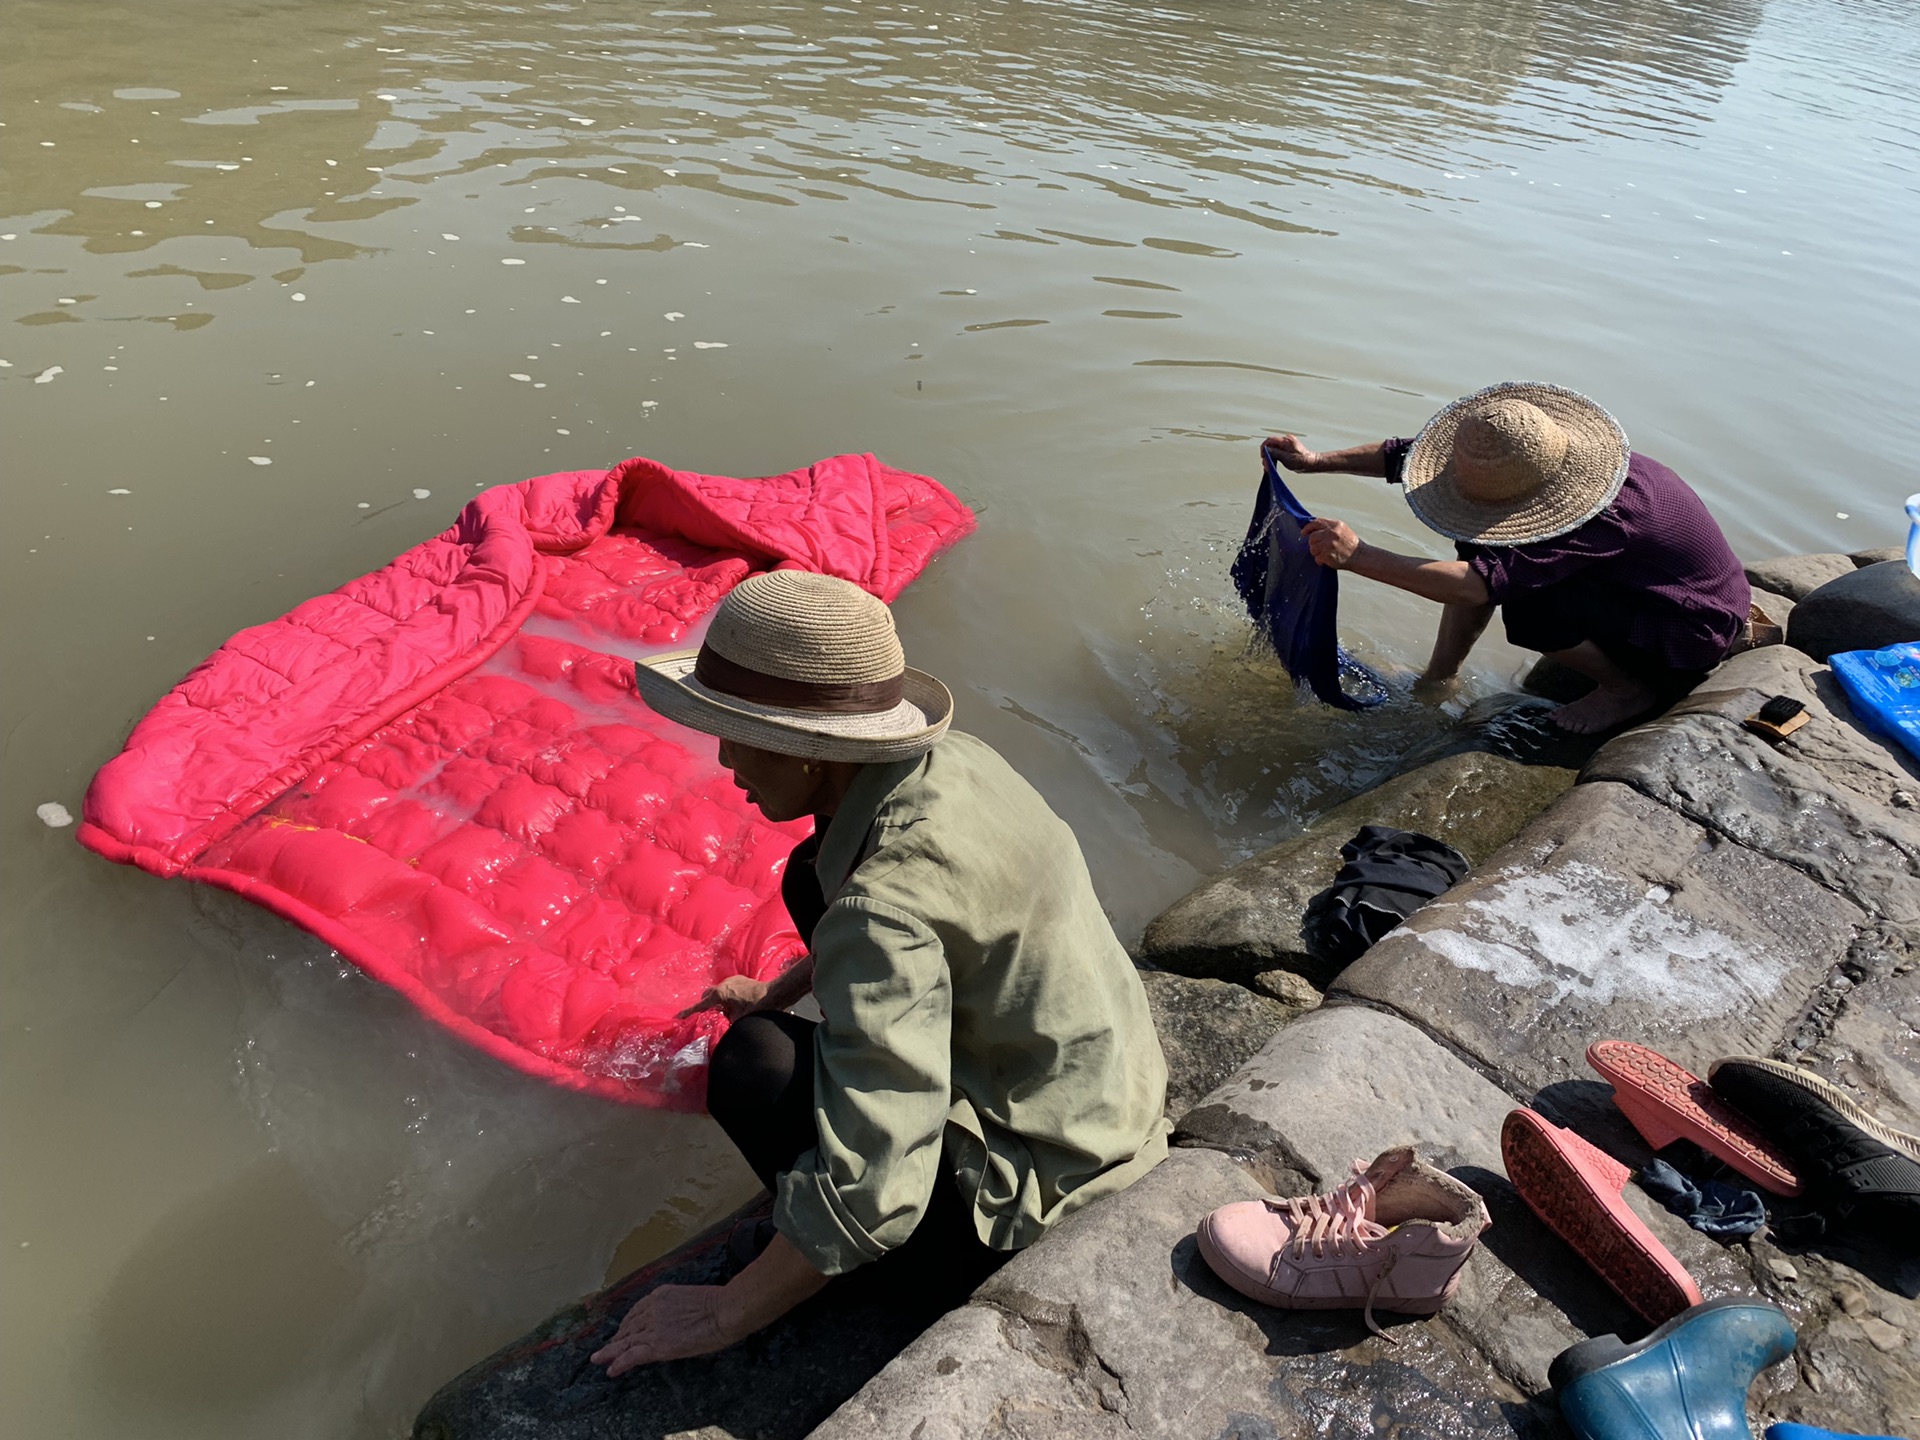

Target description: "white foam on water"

left=508, top=373, right=530, bottom=382
left=561, top=295, right=579, bottom=303
left=290, top=292, right=306, bottom=301
left=108, top=487, right=131, bottom=495
left=37, top=802, right=73, bottom=827
left=500, top=257, right=525, bottom=266
left=248, top=456, right=272, bottom=466
left=34, top=365, right=63, bottom=383
left=412, top=488, right=430, bottom=500
left=441, top=233, right=459, bottom=240
left=693, top=341, right=726, bottom=349
left=1410, top=860, right=1791, bottom=1019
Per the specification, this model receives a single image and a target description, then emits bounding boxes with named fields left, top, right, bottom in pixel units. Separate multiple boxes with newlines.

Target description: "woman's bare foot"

left=1549, top=681, right=1658, bottom=735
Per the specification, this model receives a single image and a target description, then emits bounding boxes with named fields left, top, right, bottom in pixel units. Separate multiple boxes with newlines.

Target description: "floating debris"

left=37, top=802, right=74, bottom=828
left=508, top=373, right=531, bottom=382
left=561, top=295, right=580, bottom=304
left=693, top=341, right=727, bottom=349
left=108, top=487, right=131, bottom=495
left=413, top=488, right=431, bottom=500
left=291, top=292, right=306, bottom=301
left=501, top=258, right=526, bottom=266
left=248, top=455, right=272, bottom=465
left=34, top=366, right=63, bottom=384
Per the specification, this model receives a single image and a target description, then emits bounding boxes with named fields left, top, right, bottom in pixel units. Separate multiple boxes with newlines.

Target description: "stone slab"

left=1751, top=585, right=1795, bottom=633
left=1329, top=781, right=1864, bottom=1111
left=1745, top=553, right=1856, bottom=603
left=813, top=1148, right=1554, bottom=1440
left=1851, top=546, right=1903, bottom=569
left=1790, top=560, right=1920, bottom=662
left=1584, top=644, right=1920, bottom=922
left=1138, top=969, right=1303, bottom=1121
left=1175, top=1005, right=1750, bottom=1392
left=1139, top=748, right=1575, bottom=989
left=411, top=1195, right=973, bottom=1440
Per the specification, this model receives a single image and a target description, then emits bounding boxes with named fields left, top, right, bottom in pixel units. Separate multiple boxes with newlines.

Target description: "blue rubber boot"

left=1765, top=1425, right=1902, bottom=1440
left=1549, top=1297, right=1798, bottom=1440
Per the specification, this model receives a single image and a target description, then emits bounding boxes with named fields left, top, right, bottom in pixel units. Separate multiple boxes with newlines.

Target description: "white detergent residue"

left=1412, top=861, right=1790, bottom=1018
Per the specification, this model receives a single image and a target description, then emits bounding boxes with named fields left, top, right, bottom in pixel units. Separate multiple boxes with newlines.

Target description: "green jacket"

left=772, top=731, right=1170, bottom=1275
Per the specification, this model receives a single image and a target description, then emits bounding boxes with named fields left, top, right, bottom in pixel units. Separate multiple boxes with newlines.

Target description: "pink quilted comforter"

left=79, top=454, right=972, bottom=1108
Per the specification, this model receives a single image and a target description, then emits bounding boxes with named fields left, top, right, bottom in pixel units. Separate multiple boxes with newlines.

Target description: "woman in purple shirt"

left=1267, top=382, right=1751, bottom=734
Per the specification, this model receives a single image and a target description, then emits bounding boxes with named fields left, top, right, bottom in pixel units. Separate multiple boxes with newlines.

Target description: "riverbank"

left=416, top=552, right=1920, bottom=1440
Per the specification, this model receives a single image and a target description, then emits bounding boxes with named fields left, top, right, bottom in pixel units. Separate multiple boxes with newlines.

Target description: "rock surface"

left=1137, top=969, right=1303, bottom=1120
left=1751, top=585, right=1795, bottom=633
left=812, top=1148, right=1555, bottom=1440
left=1851, top=545, right=1904, bottom=568
left=1330, top=780, right=1864, bottom=1112
left=411, top=1195, right=979, bottom=1440
left=1583, top=645, right=1920, bottom=922
left=1138, top=746, right=1575, bottom=988
left=1746, top=552, right=1857, bottom=602
left=1789, top=560, right=1920, bottom=661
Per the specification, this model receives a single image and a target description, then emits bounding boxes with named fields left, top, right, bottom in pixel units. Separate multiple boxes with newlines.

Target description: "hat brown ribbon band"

left=694, top=647, right=905, bottom=714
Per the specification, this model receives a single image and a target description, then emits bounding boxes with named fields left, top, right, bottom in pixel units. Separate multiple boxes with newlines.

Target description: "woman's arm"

left=1302, top=519, right=1491, bottom=607
left=1264, top=434, right=1392, bottom=477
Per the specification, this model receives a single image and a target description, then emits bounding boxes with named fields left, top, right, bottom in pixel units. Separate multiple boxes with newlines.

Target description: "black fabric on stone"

left=706, top=1010, right=1009, bottom=1292
left=1302, top=825, right=1471, bottom=965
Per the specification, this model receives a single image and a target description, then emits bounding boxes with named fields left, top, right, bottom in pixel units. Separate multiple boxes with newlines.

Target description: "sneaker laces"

left=1266, top=1158, right=1390, bottom=1258
left=1265, top=1159, right=1398, bottom=1338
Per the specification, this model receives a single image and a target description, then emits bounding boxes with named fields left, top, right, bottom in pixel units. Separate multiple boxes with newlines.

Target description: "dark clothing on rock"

left=1302, top=825, right=1470, bottom=965
left=1382, top=441, right=1750, bottom=674
left=1637, top=1158, right=1767, bottom=1241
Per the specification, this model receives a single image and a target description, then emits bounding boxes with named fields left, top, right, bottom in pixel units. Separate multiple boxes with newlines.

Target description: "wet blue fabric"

left=1637, top=1158, right=1767, bottom=1240
left=1231, top=450, right=1390, bottom=710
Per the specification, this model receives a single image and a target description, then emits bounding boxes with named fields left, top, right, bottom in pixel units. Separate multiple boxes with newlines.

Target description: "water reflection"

left=10, top=0, right=1766, bottom=283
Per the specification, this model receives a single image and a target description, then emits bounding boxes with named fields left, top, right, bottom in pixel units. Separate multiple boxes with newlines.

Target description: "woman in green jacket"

left=592, top=570, right=1170, bottom=1375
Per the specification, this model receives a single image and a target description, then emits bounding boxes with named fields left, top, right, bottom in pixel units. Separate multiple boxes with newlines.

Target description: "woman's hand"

left=1263, top=434, right=1319, bottom=471
left=677, top=974, right=772, bottom=1020
left=1302, top=518, right=1361, bottom=569
left=591, top=1232, right=831, bottom=1377
left=591, top=1284, right=743, bottom=1375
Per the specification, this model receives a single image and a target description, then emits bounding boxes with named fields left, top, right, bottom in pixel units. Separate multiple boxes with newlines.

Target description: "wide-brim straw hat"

left=1402, top=382, right=1629, bottom=546
left=633, top=569, right=952, bottom=763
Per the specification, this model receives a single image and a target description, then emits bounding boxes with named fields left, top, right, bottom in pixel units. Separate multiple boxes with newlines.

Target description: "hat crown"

left=704, top=571, right=904, bottom=686
left=1452, top=398, right=1569, bottom=504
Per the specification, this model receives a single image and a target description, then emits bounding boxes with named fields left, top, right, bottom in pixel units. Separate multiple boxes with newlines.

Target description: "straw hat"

left=1401, top=382, right=1630, bottom=546
left=632, top=570, right=952, bottom=763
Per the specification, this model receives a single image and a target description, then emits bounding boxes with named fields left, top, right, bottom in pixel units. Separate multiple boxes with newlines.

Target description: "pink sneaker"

left=1196, top=1147, right=1490, bottom=1334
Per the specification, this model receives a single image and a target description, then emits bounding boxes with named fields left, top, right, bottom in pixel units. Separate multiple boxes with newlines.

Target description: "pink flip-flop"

left=1502, top=1107, right=1704, bottom=1326
left=1587, top=1040, right=1802, bottom=1197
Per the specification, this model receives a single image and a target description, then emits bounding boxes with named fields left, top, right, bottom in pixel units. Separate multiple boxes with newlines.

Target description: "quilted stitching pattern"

left=80, top=455, right=973, bottom=1109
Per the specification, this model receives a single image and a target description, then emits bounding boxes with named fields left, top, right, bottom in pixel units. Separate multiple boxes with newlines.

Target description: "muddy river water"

left=3, top=0, right=1916, bottom=1434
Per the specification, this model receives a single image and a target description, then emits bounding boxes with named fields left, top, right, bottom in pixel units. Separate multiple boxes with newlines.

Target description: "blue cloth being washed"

left=1231, top=450, right=1389, bottom=711
left=1637, top=1158, right=1767, bottom=1240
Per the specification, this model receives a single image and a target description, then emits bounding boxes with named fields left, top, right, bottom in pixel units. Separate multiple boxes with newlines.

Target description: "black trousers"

left=707, top=1009, right=1005, bottom=1292
left=706, top=830, right=1006, bottom=1292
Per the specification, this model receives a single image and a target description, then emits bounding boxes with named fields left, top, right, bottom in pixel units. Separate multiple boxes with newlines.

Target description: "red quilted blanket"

left=79, top=455, right=972, bottom=1108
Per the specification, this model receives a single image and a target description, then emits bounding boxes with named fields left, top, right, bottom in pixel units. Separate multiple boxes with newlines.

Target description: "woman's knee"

left=708, top=1012, right=810, bottom=1122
